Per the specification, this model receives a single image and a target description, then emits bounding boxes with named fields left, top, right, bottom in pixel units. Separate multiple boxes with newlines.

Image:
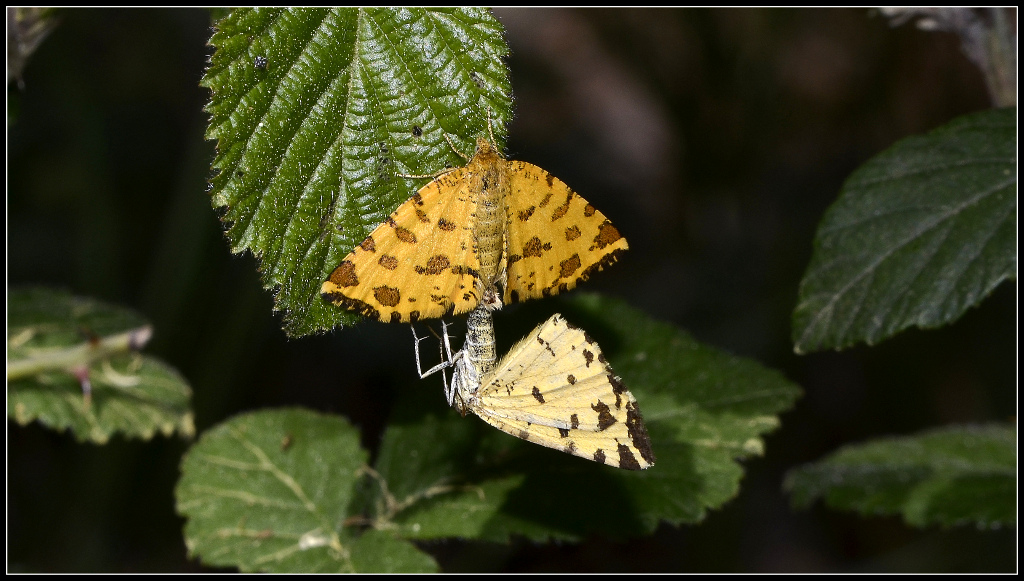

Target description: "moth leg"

left=412, top=322, right=466, bottom=406
left=411, top=324, right=454, bottom=378
left=437, top=320, right=469, bottom=407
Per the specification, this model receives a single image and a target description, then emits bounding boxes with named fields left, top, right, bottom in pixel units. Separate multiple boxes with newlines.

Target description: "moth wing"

left=503, top=161, right=629, bottom=305
left=321, top=168, right=481, bottom=323
left=472, top=314, right=654, bottom=470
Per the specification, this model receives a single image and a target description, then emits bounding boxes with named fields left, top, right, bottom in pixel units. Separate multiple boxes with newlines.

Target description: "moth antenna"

left=443, top=132, right=470, bottom=160
left=395, top=166, right=457, bottom=180
left=486, top=106, right=496, bottom=146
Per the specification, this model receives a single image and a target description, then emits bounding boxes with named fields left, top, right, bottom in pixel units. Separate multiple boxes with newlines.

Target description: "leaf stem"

left=7, top=326, right=153, bottom=381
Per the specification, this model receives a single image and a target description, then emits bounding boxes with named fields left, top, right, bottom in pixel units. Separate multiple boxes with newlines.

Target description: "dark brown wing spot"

left=415, top=208, right=429, bottom=223
left=564, top=441, right=577, bottom=454
left=394, top=226, right=416, bottom=244
left=374, top=286, right=401, bottom=307
left=328, top=261, right=360, bottom=287
left=570, top=414, right=579, bottom=429
left=536, top=337, right=556, bottom=357
left=437, top=218, right=457, bottom=231
left=558, top=427, right=569, bottom=438
left=415, top=255, right=451, bottom=275
left=592, top=400, right=616, bottom=430
left=608, top=374, right=626, bottom=396
left=539, top=191, right=553, bottom=207
left=565, top=225, right=581, bottom=241
left=567, top=374, right=576, bottom=385
left=545, top=172, right=556, bottom=188
left=583, top=204, right=596, bottom=217
left=411, top=193, right=424, bottom=206
left=626, top=400, right=656, bottom=465
left=359, top=236, right=377, bottom=252
left=617, top=443, right=641, bottom=470
left=522, top=236, right=546, bottom=258
left=593, top=449, right=606, bottom=464
left=532, top=386, right=545, bottom=403
left=590, top=221, right=623, bottom=250
left=559, top=254, right=581, bottom=279
left=378, top=255, right=398, bottom=270
left=582, top=349, right=594, bottom=367
left=550, top=191, right=573, bottom=221
left=517, top=429, right=531, bottom=441
left=518, top=206, right=536, bottom=221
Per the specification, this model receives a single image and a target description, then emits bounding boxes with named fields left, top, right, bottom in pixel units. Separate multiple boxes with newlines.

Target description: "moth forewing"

left=502, top=163, right=629, bottom=306
left=469, top=314, right=655, bottom=470
left=321, top=166, right=482, bottom=323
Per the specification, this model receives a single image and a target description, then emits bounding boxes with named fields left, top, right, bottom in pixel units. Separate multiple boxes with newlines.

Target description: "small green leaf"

left=793, top=108, right=1016, bottom=353
left=784, top=424, right=1016, bottom=528
left=176, top=408, right=437, bottom=573
left=7, top=287, right=194, bottom=443
left=365, top=294, right=802, bottom=542
left=203, top=8, right=512, bottom=337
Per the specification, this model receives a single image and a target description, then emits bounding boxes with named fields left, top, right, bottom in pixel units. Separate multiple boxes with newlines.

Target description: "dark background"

left=7, top=8, right=1015, bottom=572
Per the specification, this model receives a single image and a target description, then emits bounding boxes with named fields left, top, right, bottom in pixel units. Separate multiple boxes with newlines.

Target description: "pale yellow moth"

left=414, top=305, right=655, bottom=470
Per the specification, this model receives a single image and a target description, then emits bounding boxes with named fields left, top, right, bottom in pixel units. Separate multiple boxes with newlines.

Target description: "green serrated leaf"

left=784, top=424, right=1016, bottom=528
left=792, top=107, right=1017, bottom=353
left=203, top=8, right=512, bottom=337
left=176, top=408, right=435, bottom=572
left=365, top=293, right=802, bottom=543
left=7, top=287, right=194, bottom=443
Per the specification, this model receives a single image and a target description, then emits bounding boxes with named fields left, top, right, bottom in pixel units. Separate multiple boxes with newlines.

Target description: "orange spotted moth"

left=321, top=133, right=628, bottom=323
left=413, top=303, right=655, bottom=470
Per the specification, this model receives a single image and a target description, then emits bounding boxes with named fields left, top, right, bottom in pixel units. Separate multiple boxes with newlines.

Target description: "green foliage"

left=784, top=424, right=1015, bottom=528
left=7, top=287, right=194, bottom=443
left=202, top=8, right=512, bottom=336
left=788, top=105, right=1016, bottom=531
left=175, top=408, right=438, bottom=572
left=792, top=107, right=1016, bottom=354
left=175, top=295, right=801, bottom=571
